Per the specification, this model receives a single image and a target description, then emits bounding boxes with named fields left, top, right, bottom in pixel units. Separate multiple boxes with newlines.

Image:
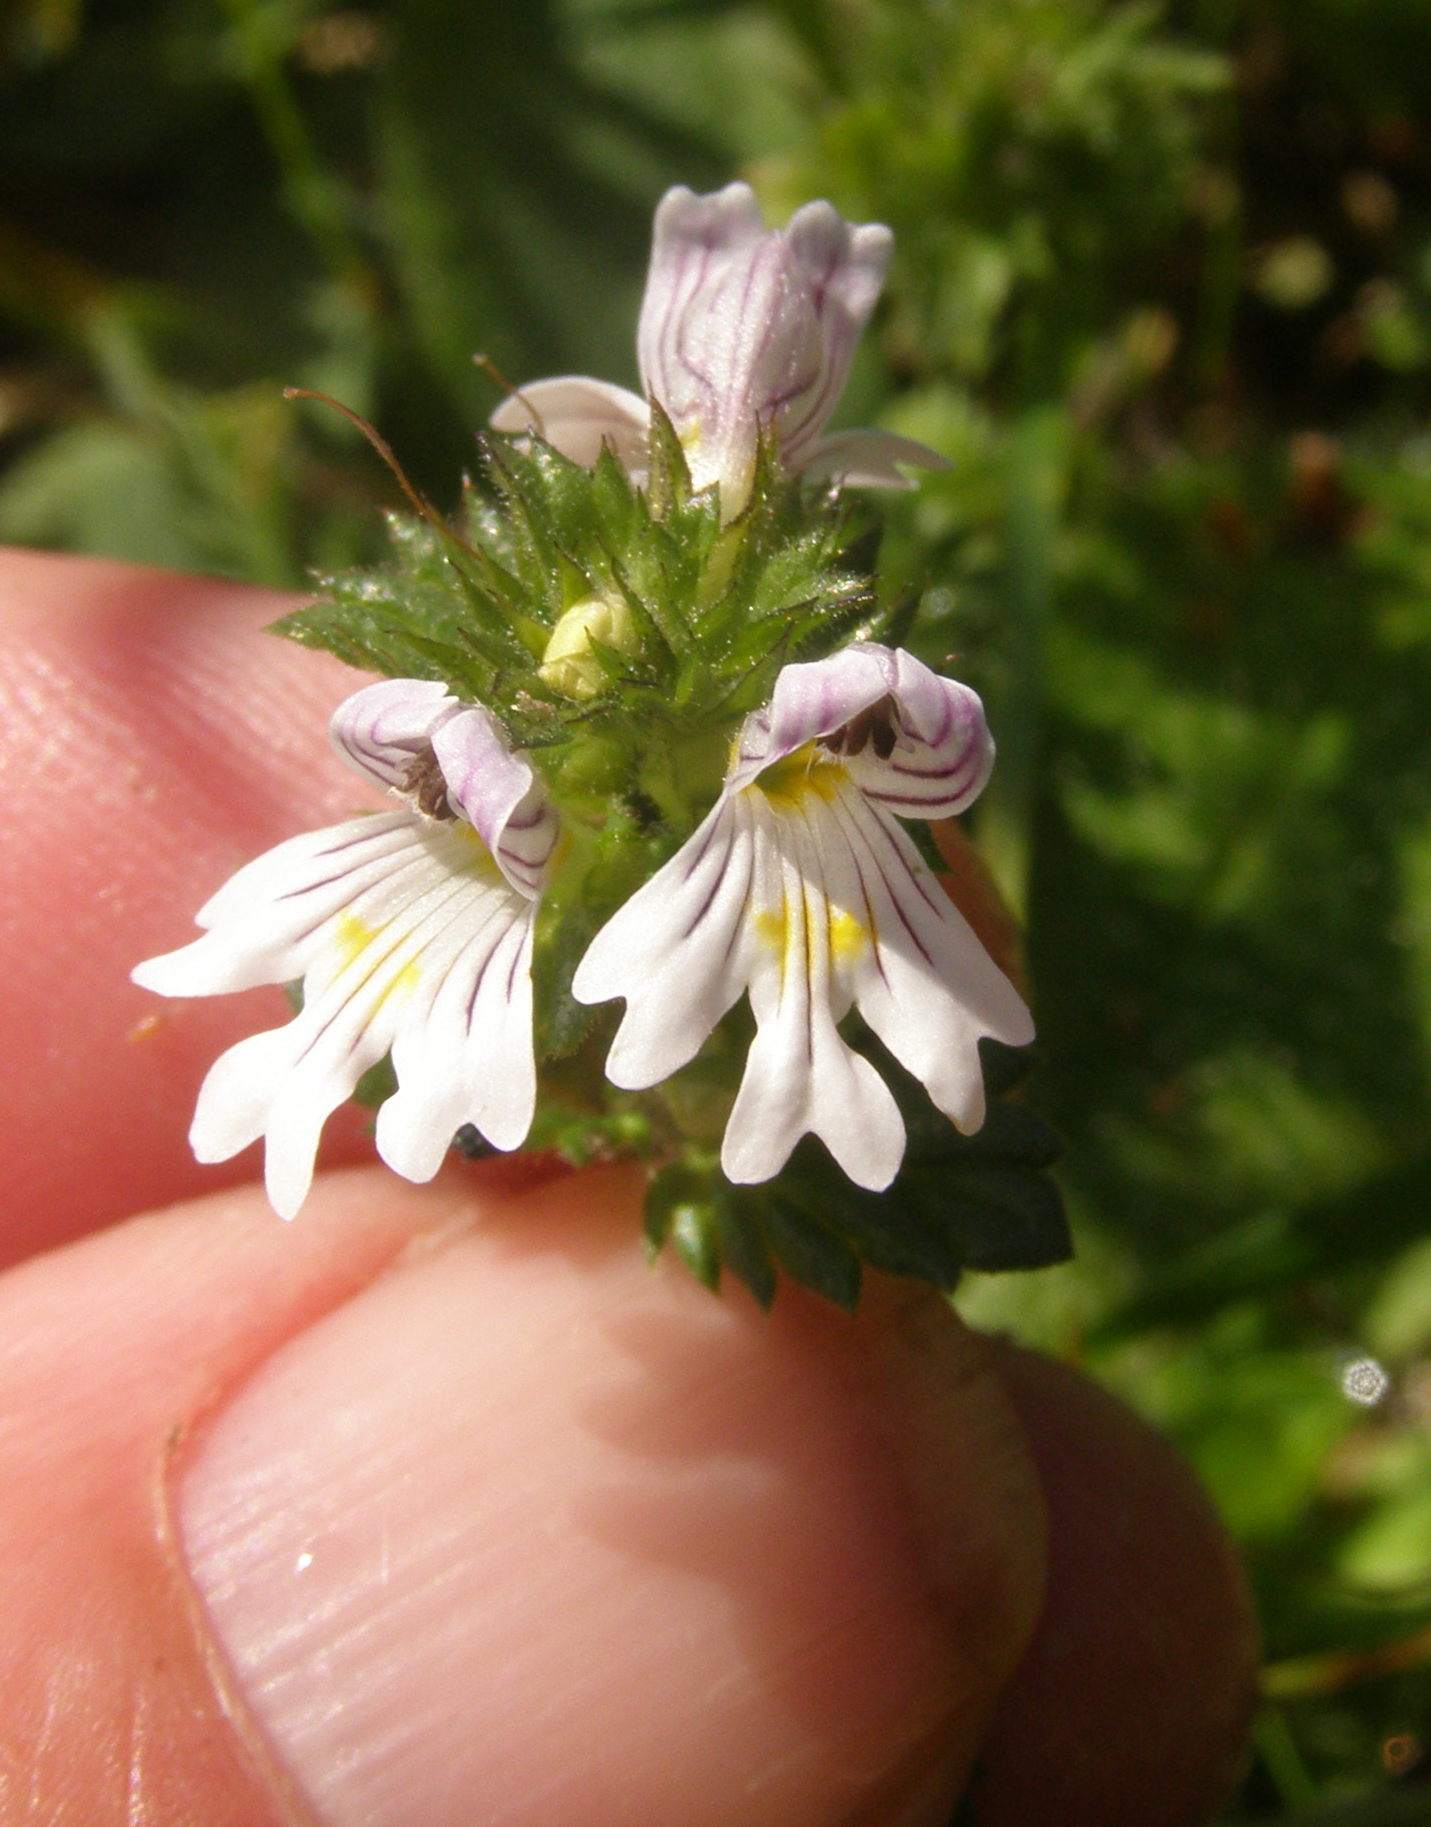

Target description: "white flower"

left=572, top=644, right=1033, bottom=1192
left=132, top=679, right=558, bottom=1218
left=490, top=183, right=944, bottom=517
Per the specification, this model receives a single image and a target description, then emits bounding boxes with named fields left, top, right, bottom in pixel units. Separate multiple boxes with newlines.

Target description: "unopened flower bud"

left=539, top=594, right=639, bottom=699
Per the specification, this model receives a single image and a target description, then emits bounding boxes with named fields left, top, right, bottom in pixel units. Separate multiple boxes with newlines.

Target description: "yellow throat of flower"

left=751, top=744, right=850, bottom=808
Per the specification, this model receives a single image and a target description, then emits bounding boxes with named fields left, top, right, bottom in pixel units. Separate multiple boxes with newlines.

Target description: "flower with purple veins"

left=132, top=678, right=558, bottom=1218
left=571, top=643, right=1033, bottom=1191
left=490, top=183, right=944, bottom=518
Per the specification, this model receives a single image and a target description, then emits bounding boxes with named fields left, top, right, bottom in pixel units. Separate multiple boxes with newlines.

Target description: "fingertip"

left=0, top=1158, right=1050, bottom=1827
left=0, top=1163, right=478, bottom=1827
left=175, top=1167, right=1046, bottom=1827
left=971, top=1341, right=1260, bottom=1826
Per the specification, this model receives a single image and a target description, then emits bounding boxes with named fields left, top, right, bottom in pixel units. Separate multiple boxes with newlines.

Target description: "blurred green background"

left=4, top=0, right=1431, bottom=1818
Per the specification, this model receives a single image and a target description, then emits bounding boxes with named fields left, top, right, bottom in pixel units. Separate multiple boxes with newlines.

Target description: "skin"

left=0, top=548, right=1258, bottom=1826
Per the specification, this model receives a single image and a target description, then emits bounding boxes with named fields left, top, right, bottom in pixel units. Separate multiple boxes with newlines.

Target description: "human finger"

left=0, top=1160, right=1047, bottom=1827
left=971, top=1338, right=1260, bottom=1826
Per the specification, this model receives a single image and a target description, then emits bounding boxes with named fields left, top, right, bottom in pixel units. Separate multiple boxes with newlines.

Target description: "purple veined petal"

left=571, top=792, right=758, bottom=1086
left=844, top=672, right=995, bottom=820
left=497, top=187, right=904, bottom=511
left=800, top=427, right=949, bottom=491
left=729, top=644, right=995, bottom=819
left=844, top=741, right=993, bottom=819
left=376, top=895, right=538, bottom=1177
left=784, top=206, right=891, bottom=339
left=492, top=798, right=562, bottom=901
left=651, top=227, right=793, bottom=506
left=184, top=818, right=538, bottom=1217
left=185, top=834, right=474, bottom=1210
left=637, top=183, right=768, bottom=411
left=329, top=679, right=462, bottom=791
left=430, top=707, right=559, bottom=900
left=730, top=645, right=902, bottom=787
left=830, top=785, right=1033, bottom=1133
left=260, top=859, right=508, bottom=1214
left=576, top=712, right=1019, bottom=1190
left=882, top=647, right=980, bottom=746
left=676, top=228, right=825, bottom=506
left=649, top=182, right=768, bottom=262
left=131, top=812, right=429, bottom=997
left=634, top=184, right=901, bottom=516
left=134, top=698, right=556, bottom=1221
left=720, top=787, right=904, bottom=1190
left=769, top=206, right=892, bottom=469
left=728, top=705, right=780, bottom=781
left=488, top=377, right=650, bottom=472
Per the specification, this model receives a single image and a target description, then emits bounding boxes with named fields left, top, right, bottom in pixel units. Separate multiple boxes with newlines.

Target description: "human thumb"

left=0, top=1161, right=1047, bottom=1827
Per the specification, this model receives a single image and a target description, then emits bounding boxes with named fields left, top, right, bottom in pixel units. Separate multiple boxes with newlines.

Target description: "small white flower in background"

left=490, top=182, right=945, bottom=518
left=132, top=678, right=558, bottom=1219
left=572, top=643, right=1033, bottom=1191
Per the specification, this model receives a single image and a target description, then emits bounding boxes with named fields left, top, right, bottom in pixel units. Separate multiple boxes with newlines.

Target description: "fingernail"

left=180, top=1169, right=1044, bottom=1827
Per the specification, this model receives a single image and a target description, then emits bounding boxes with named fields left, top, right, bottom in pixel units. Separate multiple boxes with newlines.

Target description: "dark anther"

left=401, top=747, right=457, bottom=821
left=823, top=694, right=899, bottom=760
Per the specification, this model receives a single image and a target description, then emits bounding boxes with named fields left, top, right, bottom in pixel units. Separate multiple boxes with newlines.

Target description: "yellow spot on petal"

left=332, top=911, right=422, bottom=1005
left=755, top=905, right=787, bottom=953
left=334, top=910, right=380, bottom=968
left=753, top=897, right=867, bottom=971
left=829, top=907, right=866, bottom=964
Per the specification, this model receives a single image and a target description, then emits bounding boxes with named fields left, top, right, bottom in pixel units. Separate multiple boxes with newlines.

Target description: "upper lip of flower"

left=330, top=678, right=558, bottom=900
left=635, top=185, right=893, bottom=489
left=571, top=643, right=1033, bottom=1192
left=488, top=182, right=946, bottom=516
